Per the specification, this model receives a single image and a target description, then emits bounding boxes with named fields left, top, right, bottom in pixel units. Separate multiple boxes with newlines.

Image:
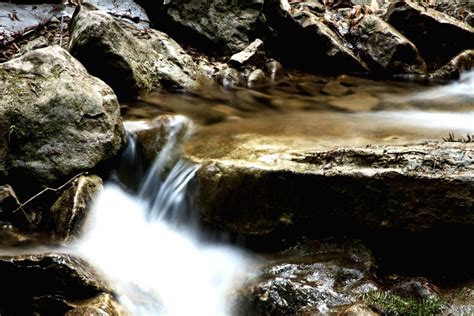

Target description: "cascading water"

left=71, top=116, right=251, bottom=316
left=409, top=70, right=474, bottom=101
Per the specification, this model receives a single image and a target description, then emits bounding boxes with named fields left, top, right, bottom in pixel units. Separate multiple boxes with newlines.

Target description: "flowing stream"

left=67, top=71, right=473, bottom=315
left=71, top=116, right=251, bottom=316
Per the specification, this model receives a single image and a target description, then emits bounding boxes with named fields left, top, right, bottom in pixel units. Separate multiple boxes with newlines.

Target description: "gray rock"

left=351, top=14, right=426, bottom=75
left=264, top=59, right=284, bottom=82
left=247, top=69, right=268, bottom=89
left=229, top=38, right=266, bottom=69
left=127, top=115, right=194, bottom=164
left=49, top=174, right=103, bottom=242
left=234, top=239, right=379, bottom=315
left=388, top=277, right=439, bottom=300
left=69, top=5, right=207, bottom=97
left=0, top=253, right=119, bottom=315
left=429, top=49, right=474, bottom=81
left=161, top=0, right=264, bottom=55
left=0, top=46, right=125, bottom=188
left=442, top=280, right=474, bottom=315
left=385, top=1, right=474, bottom=70
left=275, top=8, right=368, bottom=73
left=12, top=36, right=49, bottom=59
left=219, top=67, right=243, bottom=88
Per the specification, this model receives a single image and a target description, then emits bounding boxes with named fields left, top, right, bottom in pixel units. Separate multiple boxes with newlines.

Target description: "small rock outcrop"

left=350, top=14, right=426, bottom=75
left=69, top=5, right=207, bottom=97
left=0, top=46, right=125, bottom=188
left=160, top=0, right=264, bottom=55
left=234, top=239, right=379, bottom=314
left=229, top=38, right=266, bottom=69
left=429, top=49, right=474, bottom=81
left=49, top=174, right=103, bottom=242
left=385, top=0, right=474, bottom=70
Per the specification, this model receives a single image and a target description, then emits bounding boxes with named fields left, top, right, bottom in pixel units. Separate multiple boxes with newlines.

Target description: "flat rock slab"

left=184, top=113, right=474, bottom=235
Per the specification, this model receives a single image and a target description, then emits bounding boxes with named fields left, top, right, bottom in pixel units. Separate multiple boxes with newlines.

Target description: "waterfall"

left=71, top=116, right=250, bottom=316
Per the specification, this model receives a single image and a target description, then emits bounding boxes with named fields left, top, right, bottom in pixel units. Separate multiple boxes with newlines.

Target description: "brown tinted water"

left=122, top=73, right=474, bottom=149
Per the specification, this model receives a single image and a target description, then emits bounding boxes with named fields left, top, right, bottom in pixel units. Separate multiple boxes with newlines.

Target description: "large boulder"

left=160, top=0, right=265, bottom=55
left=0, top=253, right=123, bottom=315
left=69, top=4, right=207, bottom=97
left=291, top=11, right=368, bottom=73
left=350, top=14, right=426, bottom=75
left=0, top=46, right=125, bottom=189
left=263, top=1, right=368, bottom=74
left=384, top=1, right=474, bottom=70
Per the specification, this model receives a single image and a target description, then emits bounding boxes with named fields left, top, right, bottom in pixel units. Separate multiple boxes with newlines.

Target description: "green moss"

left=5, top=108, right=31, bottom=144
left=362, top=291, right=443, bottom=315
left=50, top=63, right=66, bottom=79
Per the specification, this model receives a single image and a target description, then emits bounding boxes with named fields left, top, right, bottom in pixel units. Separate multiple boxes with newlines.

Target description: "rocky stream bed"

left=1, top=0, right=474, bottom=315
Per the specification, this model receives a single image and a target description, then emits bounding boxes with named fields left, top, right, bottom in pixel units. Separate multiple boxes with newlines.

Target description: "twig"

left=12, top=172, right=87, bottom=213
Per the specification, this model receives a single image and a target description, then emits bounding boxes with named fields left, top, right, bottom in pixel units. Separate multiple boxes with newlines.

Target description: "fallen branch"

left=12, top=171, right=87, bottom=213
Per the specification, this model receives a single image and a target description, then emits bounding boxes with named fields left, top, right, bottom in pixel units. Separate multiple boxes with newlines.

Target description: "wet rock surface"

left=0, top=46, right=125, bottom=189
left=65, top=293, right=127, bottom=316
left=49, top=174, right=103, bottom=242
left=234, top=239, right=379, bottom=315
left=69, top=5, right=207, bottom=97
left=0, top=253, right=117, bottom=315
left=442, top=280, right=474, bottom=315
left=430, top=49, right=474, bottom=81
left=350, top=14, right=426, bottom=75
left=384, top=0, right=474, bottom=70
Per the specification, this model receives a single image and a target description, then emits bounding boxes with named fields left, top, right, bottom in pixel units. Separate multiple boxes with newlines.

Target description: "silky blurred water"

left=72, top=116, right=251, bottom=316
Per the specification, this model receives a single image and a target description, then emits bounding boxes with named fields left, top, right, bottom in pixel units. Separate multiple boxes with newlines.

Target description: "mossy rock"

left=0, top=46, right=126, bottom=189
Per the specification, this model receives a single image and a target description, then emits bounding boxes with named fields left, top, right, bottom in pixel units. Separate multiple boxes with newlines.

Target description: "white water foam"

left=71, top=116, right=251, bottom=316
left=358, top=111, right=474, bottom=132
left=406, top=69, right=474, bottom=102
left=73, top=185, right=249, bottom=316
